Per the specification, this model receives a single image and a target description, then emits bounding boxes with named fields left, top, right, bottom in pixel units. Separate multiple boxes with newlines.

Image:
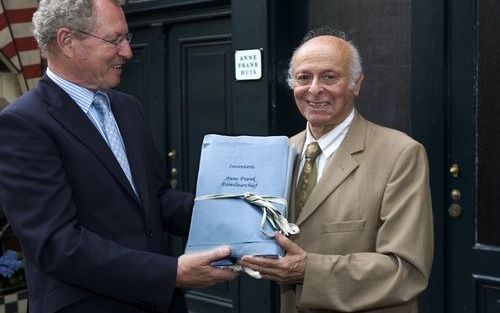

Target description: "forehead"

left=292, top=36, right=352, bottom=74
left=93, top=0, right=126, bottom=29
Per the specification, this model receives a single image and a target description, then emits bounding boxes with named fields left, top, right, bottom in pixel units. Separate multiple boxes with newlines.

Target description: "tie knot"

left=305, top=142, right=321, bottom=160
left=93, top=92, right=110, bottom=115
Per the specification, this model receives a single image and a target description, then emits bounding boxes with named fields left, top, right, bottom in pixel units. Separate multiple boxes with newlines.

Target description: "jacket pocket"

left=322, top=220, right=366, bottom=233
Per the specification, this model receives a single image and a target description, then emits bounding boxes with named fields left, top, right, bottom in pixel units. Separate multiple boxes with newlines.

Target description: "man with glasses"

left=238, top=28, right=434, bottom=313
left=0, top=0, right=237, bottom=312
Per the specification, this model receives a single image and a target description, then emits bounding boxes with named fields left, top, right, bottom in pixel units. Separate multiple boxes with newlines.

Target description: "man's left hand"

left=238, top=232, right=307, bottom=285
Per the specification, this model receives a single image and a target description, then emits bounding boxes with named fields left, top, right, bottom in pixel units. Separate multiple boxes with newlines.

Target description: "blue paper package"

left=185, top=134, right=297, bottom=265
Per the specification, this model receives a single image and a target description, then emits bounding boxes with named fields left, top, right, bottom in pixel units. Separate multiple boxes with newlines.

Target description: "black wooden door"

left=118, top=25, right=168, bottom=161
left=166, top=18, right=232, bottom=196
left=446, top=0, right=500, bottom=312
left=117, top=13, right=238, bottom=312
left=119, top=4, right=278, bottom=311
left=165, top=16, right=238, bottom=313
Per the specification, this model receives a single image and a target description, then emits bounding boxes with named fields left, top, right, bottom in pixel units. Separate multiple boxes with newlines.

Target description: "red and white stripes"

left=0, top=0, right=42, bottom=91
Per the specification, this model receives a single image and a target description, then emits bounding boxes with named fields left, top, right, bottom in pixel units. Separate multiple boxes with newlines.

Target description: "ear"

left=55, top=27, right=75, bottom=57
left=353, top=74, right=364, bottom=96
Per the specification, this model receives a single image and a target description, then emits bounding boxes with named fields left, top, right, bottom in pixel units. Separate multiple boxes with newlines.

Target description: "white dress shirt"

left=298, top=109, right=355, bottom=182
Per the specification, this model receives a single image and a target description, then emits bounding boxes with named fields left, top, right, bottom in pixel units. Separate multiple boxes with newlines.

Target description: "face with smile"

left=65, top=0, right=132, bottom=90
left=291, top=36, right=363, bottom=139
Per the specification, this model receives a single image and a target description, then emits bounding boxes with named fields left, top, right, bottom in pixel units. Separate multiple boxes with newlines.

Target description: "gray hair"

left=287, top=27, right=363, bottom=90
left=32, top=0, right=120, bottom=55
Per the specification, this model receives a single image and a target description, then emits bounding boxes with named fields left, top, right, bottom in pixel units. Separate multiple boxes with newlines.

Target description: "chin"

left=106, top=79, right=121, bottom=89
left=306, top=111, right=334, bottom=121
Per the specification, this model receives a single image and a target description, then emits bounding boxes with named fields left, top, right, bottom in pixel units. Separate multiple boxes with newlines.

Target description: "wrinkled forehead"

left=291, top=36, right=352, bottom=73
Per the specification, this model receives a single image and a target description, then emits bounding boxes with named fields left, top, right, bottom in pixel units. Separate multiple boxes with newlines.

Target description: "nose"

left=308, top=77, right=324, bottom=95
left=119, top=40, right=133, bottom=59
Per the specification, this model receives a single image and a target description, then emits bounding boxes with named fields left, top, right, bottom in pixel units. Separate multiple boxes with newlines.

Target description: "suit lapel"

left=295, top=111, right=367, bottom=225
left=109, top=93, right=150, bottom=213
left=40, top=77, right=139, bottom=203
left=289, top=132, right=305, bottom=223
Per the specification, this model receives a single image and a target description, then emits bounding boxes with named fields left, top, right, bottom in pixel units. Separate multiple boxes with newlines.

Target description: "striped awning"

left=0, top=0, right=42, bottom=91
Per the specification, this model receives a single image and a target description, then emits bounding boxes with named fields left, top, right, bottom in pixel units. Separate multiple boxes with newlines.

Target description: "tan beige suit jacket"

left=282, top=111, right=433, bottom=313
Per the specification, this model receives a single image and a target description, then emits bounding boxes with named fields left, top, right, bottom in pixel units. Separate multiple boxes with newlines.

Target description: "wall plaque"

left=234, top=49, right=262, bottom=81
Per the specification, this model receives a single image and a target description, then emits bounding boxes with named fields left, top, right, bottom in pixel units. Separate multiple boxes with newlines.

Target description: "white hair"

left=287, top=28, right=363, bottom=90
left=32, top=0, right=121, bottom=55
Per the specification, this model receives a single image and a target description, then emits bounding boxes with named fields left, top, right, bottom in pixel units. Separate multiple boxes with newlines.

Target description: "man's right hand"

left=176, top=246, right=239, bottom=289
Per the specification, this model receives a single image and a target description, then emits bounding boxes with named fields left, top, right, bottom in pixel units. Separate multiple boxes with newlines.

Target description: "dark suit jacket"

left=0, top=75, right=194, bottom=313
left=282, top=111, right=433, bottom=313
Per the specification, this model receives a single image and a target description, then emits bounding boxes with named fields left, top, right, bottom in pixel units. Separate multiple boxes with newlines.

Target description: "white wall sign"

left=235, top=49, right=262, bottom=81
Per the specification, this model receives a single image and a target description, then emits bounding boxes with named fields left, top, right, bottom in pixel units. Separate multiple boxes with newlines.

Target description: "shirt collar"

left=46, top=68, right=104, bottom=114
left=302, top=108, right=355, bottom=159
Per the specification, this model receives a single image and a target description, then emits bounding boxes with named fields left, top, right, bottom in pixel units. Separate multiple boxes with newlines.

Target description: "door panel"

left=476, top=0, right=500, bottom=248
left=121, top=4, right=278, bottom=310
left=118, top=25, right=168, bottom=163
left=447, top=0, right=500, bottom=311
left=118, top=14, right=237, bottom=312
left=168, top=28, right=233, bottom=192
left=166, top=18, right=237, bottom=313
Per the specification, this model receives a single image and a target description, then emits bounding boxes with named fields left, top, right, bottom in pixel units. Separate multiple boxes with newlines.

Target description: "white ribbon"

left=195, top=192, right=299, bottom=237
left=225, top=265, right=263, bottom=279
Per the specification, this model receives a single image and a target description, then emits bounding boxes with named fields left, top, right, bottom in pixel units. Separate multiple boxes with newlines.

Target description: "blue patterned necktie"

left=92, top=92, right=137, bottom=194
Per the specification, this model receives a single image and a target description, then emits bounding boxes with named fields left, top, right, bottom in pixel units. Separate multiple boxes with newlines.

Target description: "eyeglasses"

left=74, top=29, right=132, bottom=48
